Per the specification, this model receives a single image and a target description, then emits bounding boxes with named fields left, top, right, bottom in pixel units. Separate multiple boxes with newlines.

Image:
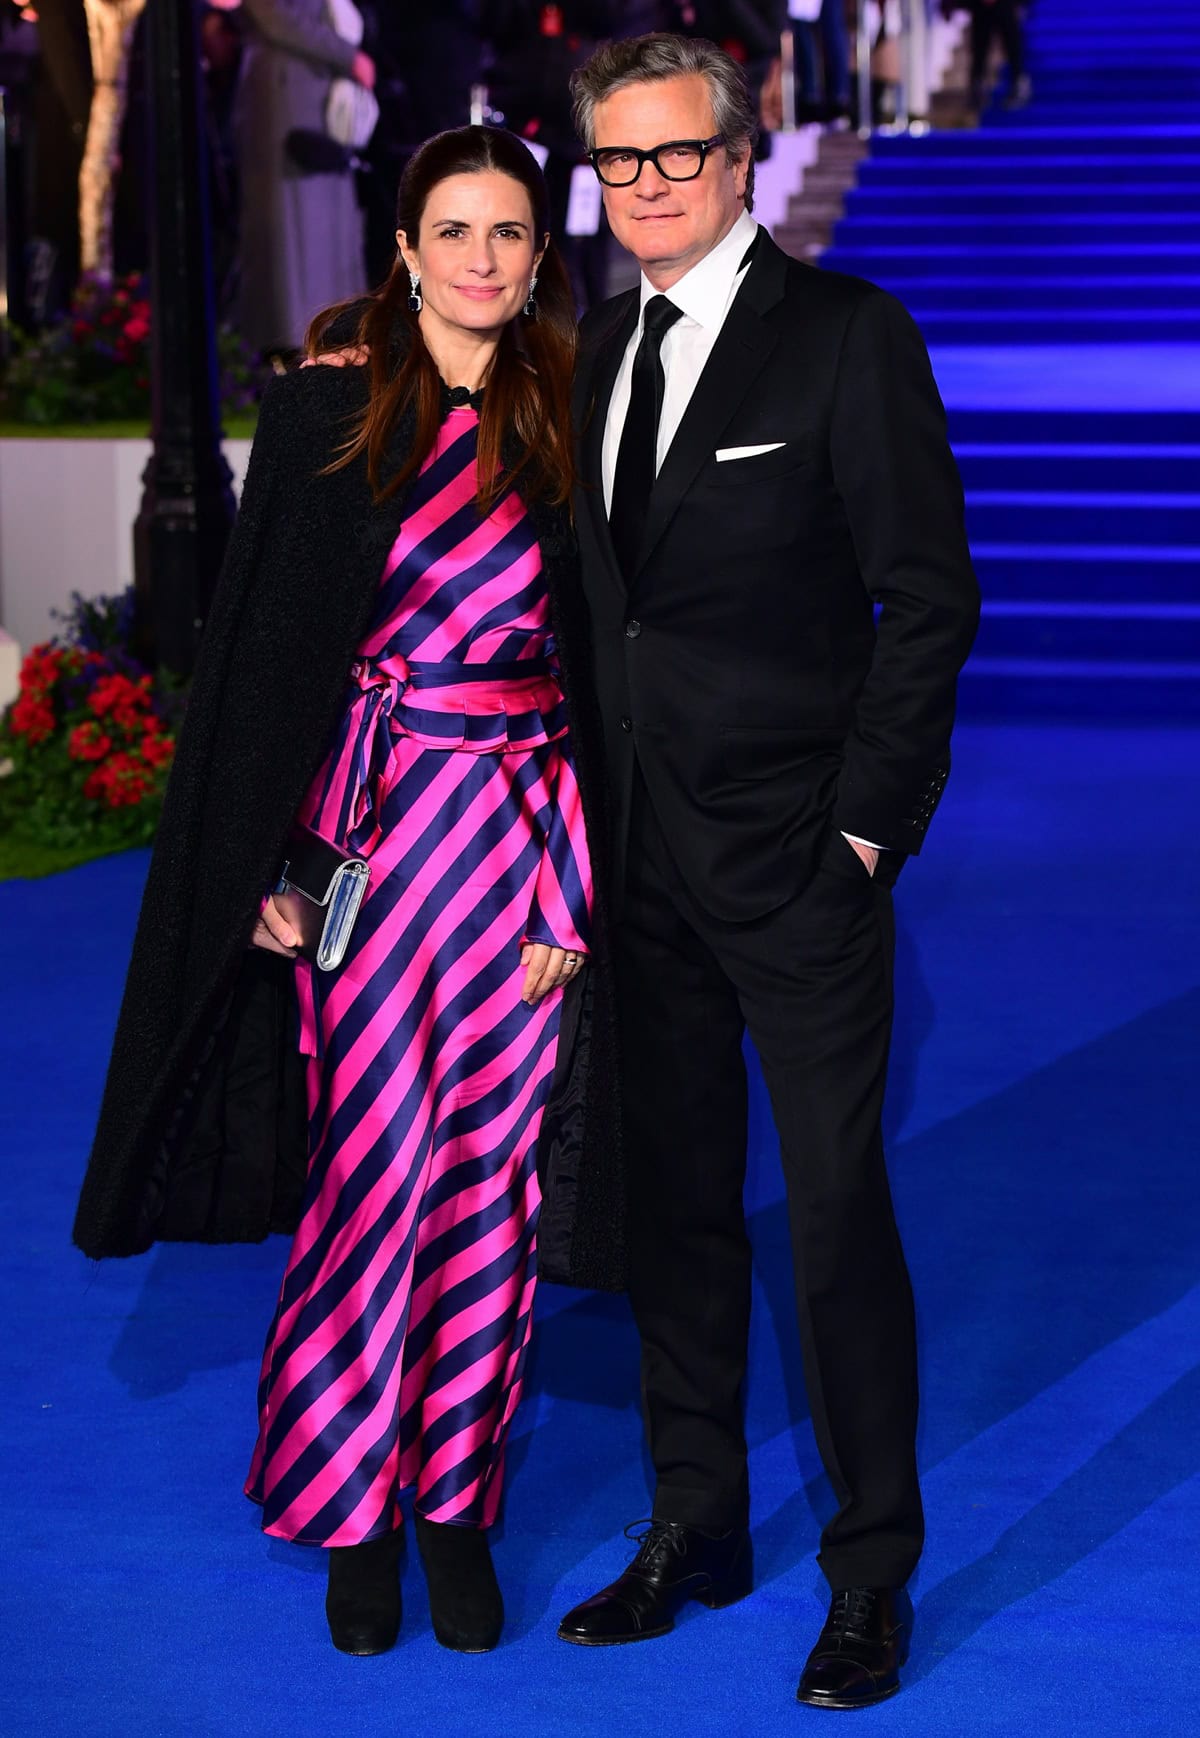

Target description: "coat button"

left=624, top=619, right=642, bottom=639
left=620, top=716, right=633, bottom=732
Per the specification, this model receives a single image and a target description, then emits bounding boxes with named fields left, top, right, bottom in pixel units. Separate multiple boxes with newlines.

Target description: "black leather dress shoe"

left=796, top=1586, right=913, bottom=1709
left=557, top=1520, right=753, bottom=1646
left=325, top=1529, right=403, bottom=1656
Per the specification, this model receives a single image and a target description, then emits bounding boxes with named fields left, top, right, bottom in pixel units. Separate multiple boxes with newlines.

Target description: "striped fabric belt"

left=349, top=654, right=554, bottom=696
left=343, top=653, right=568, bottom=852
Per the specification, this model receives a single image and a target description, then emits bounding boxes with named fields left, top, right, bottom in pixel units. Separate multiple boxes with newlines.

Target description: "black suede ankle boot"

left=414, top=1515, right=503, bottom=1652
left=325, top=1528, right=403, bottom=1655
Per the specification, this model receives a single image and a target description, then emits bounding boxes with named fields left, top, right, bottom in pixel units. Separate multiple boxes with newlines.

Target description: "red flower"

left=82, top=751, right=155, bottom=808
left=9, top=694, right=55, bottom=743
left=68, top=721, right=113, bottom=762
left=123, top=315, right=150, bottom=345
left=140, top=732, right=175, bottom=769
left=72, top=320, right=93, bottom=341
left=89, top=672, right=154, bottom=730
left=17, top=643, right=64, bottom=701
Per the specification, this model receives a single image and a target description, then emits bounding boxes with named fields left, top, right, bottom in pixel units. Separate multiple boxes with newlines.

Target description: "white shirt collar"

left=637, top=208, right=760, bottom=332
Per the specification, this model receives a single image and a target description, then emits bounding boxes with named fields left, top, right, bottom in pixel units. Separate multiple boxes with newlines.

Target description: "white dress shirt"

left=601, top=208, right=760, bottom=513
left=600, top=207, right=884, bottom=861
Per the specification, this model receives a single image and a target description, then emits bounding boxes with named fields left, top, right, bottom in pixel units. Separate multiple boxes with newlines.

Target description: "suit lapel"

left=635, top=237, right=789, bottom=580
left=576, top=292, right=639, bottom=597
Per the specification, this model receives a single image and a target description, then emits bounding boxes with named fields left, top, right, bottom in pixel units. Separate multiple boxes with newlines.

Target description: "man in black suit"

left=555, top=33, right=979, bottom=1709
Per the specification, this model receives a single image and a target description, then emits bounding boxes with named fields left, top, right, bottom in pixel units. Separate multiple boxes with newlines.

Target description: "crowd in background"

left=0, top=0, right=1027, bottom=355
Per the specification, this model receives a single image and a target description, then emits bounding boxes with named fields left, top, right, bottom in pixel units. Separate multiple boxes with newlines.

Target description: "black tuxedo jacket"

left=572, top=230, right=981, bottom=922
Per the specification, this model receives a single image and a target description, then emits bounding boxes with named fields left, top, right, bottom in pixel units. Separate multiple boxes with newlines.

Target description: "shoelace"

left=624, top=1518, right=689, bottom=1576
left=828, top=1588, right=878, bottom=1636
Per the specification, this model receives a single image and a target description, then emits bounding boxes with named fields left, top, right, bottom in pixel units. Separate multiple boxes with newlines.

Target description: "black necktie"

left=608, top=294, right=684, bottom=576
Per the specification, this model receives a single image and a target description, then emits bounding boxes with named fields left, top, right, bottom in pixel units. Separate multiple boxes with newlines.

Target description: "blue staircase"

left=818, top=0, right=1200, bottom=717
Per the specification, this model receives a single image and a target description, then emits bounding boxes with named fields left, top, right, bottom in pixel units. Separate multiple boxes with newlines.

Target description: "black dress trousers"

left=615, top=770, right=924, bottom=1592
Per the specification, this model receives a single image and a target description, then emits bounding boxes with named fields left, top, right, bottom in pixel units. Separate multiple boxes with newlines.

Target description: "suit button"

left=620, top=716, right=633, bottom=732
left=624, top=620, right=642, bottom=639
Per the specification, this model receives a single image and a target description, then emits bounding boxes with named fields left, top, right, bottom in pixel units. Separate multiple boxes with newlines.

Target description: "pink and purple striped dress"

left=245, top=404, right=592, bottom=1544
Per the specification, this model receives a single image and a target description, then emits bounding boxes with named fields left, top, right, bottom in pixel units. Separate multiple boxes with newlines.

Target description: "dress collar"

left=440, top=382, right=484, bottom=416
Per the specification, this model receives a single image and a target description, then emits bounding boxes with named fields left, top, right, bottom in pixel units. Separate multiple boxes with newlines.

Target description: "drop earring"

left=523, top=275, right=538, bottom=319
left=407, top=271, right=422, bottom=314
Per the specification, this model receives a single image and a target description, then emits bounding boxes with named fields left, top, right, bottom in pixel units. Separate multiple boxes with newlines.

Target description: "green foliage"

left=0, top=590, right=179, bottom=853
left=0, top=832, right=134, bottom=882
left=0, top=272, right=264, bottom=427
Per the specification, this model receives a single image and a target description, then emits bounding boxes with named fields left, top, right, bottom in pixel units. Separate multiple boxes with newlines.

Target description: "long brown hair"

left=307, top=126, right=576, bottom=512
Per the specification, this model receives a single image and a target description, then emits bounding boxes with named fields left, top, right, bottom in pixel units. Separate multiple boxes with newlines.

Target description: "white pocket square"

left=714, top=442, right=786, bottom=462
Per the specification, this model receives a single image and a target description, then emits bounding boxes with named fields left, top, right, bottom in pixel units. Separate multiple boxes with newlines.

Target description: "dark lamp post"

left=133, top=0, right=236, bottom=678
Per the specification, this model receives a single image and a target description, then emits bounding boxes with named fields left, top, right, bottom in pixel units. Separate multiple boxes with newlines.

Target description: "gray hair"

left=571, top=33, right=758, bottom=213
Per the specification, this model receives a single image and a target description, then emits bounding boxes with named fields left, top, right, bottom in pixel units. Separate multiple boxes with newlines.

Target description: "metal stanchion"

left=781, top=27, right=797, bottom=132
left=0, top=89, right=9, bottom=339
left=856, top=2, right=874, bottom=137
left=905, top=0, right=931, bottom=133
left=132, top=0, right=235, bottom=678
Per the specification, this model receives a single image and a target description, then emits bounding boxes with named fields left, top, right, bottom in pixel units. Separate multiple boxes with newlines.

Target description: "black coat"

left=72, top=364, right=626, bottom=1292
left=573, top=232, right=981, bottom=922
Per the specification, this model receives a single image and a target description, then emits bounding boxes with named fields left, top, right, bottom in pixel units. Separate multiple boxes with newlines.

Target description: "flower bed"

left=0, top=590, right=179, bottom=862
left=0, top=271, right=261, bottom=426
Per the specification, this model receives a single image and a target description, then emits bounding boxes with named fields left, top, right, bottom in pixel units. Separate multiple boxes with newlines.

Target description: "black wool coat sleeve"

left=71, top=364, right=627, bottom=1292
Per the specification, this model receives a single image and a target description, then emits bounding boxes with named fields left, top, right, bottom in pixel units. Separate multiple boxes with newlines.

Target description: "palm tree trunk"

left=79, top=0, right=149, bottom=279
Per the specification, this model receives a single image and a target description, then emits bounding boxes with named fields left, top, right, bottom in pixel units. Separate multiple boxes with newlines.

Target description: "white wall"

left=0, top=437, right=253, bottom=701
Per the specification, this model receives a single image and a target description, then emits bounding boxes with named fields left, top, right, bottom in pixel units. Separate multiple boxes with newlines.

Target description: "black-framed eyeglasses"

left=588, top=135, right=726, bottom=187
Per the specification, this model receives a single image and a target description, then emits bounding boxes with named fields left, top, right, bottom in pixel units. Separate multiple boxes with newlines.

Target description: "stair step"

left=869, top=277, right=1200, bottom=312
left=1022, top=73, right=1200, bottom=91
left=913, top=311, right=1200, bottom=343
left=859, top=158, right=1200, bottom=187
left=954, top=443, right=1200, bottom=493
left=1026, top=29, right=1200, bottom=43
left=821, top=244, right=1200, bottom=277
left=785, top=201, right=845, bottom=222
left=918, top=312, right=1196, bottom=342
left=966, top=492, right=1200, bottom=545
left=833, top=217, right=1200, bottom=246
left=973, top=601, right=1200, bottom=662
left=872, top=126, right=1200, bottom=155
left=956, top=657, right=1200, bottom=719
left=948, top=410, right=1200, bottom=444
left=846, top=186, right=1200, bottom=215
left=987, top=106, right=1199, bottom=125
left=971, top=543, right=1200, bottom=603
left=1023, top=46, right=1200, bottom=61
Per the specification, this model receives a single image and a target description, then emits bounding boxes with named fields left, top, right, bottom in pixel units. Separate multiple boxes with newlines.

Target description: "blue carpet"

left=3, top=718, right=1199, bottom=1737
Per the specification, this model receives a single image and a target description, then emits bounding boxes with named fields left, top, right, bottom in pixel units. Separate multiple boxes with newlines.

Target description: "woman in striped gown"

left=243, top=127, right=595, bottom=1655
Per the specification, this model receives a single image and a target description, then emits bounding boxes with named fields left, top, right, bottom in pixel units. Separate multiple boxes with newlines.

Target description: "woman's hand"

left=300, top=346, right=368, bottom=368
left=520, top=943, right=585, bottom=1005
left=251, top=896, right=299, bottom=958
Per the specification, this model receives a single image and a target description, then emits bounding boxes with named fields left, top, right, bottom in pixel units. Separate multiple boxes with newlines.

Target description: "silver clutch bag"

left=274, top=823, right=370, bottom=972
